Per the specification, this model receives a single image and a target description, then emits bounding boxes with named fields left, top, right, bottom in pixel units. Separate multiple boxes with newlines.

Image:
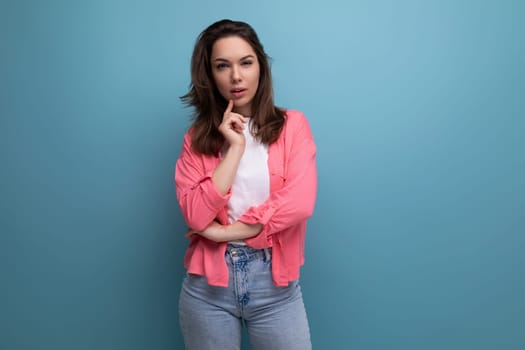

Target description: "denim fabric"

left=179, top=244, right=311, bottom=350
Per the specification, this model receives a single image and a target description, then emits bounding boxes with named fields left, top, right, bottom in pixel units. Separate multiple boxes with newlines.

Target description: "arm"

left=187, top=221, right=263, bottom=242
left=175, top=133, right=231, bottom=231
left=212, top=100, right=247, bottom=195
left=239, top=112, right=318, bottom=248
left=175, top=100, right=247, bottom=231
left=212, top=144, right=244, bottom=195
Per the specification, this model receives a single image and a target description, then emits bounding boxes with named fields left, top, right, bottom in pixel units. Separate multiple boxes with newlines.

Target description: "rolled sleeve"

left=240, top=111, right=317, bottom=248
left=240, top=204, right=277, bottom=248
left=175, top=133, right=230, bottom=231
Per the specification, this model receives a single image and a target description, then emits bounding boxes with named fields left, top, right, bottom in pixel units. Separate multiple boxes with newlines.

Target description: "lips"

left=231, top=88, right=246, bottom=98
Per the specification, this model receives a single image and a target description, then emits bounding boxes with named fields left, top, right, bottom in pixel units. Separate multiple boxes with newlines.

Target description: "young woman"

left=175, top=19, right=317, bottom=350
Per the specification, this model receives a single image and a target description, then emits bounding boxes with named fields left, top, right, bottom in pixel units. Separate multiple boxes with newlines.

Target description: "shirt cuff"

left=239, top=204, right=276, bottom=249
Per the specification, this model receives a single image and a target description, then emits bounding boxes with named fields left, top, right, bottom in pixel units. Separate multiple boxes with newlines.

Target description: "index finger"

left=225, top=99, right=234, bottom=114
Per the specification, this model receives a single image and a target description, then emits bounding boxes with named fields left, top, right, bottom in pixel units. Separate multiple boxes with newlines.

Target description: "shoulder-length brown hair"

left=181, top=19, right=285, bottom=156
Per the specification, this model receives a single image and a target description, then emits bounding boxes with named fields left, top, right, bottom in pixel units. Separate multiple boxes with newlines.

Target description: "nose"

left=231, top=65, right=241, bottom=83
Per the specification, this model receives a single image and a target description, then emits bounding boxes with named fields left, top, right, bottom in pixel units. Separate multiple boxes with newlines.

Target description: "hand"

left=218, top=100, right=247, bottom=147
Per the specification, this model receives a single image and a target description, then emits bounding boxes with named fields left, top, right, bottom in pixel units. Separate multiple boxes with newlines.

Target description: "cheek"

left=214, top=76, right=228, bottom=93
left=253, top=76, right=261, bottom=92
left=249, top=70, right=260, bottom=87
left=252, top=71, right=261, bottom=89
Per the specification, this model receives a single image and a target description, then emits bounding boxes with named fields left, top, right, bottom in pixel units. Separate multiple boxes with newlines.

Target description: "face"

left=211, top=36, right=260, bottom=116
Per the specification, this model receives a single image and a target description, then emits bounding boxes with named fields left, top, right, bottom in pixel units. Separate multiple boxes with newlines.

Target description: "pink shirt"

left=174, top=110, right=317, bottom=287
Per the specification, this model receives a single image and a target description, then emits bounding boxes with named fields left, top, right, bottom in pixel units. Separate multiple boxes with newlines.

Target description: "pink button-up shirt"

left=175, top=110, right=317, bottom=287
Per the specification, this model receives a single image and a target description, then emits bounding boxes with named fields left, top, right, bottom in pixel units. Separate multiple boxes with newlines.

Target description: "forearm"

left=226, top=221, right=262, bottom=241
left=191, top=220, right=262, bottom=242
left=212, top=144, right=244, bottom=195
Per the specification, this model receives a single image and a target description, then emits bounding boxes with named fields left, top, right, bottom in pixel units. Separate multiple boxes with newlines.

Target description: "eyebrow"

left=213, top=55, right=255, bottom=62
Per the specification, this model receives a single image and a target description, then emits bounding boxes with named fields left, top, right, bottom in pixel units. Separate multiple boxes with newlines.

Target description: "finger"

left=229, top=114, right=247, bottom=126
left=225, top=99, right=234, bottom=114
left=232, top=123, right=244, bottom=133
left=231, top=119, right=246, bottom=133
left=185, top=231, right=198, bottom=239
left=185, top=227, right=198, bottom=236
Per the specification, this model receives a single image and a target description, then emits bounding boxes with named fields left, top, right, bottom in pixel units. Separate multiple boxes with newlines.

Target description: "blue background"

left=2, top=0, right=524, bottom=349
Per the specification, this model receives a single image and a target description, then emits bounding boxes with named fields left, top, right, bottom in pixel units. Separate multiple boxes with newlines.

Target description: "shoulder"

left=183, top=126, right=200, bottom=146
left=180, top=128, right=220, bottom=161
left=180, top=128, right=199, bottom=156
left=283, top=110, right=314, bottom=137
left=284, top=109, right=308, bottom=124
left=180, top=129, right=193, bottom=149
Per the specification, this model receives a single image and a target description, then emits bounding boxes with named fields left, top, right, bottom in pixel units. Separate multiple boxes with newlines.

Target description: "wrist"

left=227, top=142, right=245, bottom=152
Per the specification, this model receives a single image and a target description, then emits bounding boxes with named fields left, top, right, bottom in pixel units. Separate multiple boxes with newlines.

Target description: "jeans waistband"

left=226, top=243, right=272, bottom=262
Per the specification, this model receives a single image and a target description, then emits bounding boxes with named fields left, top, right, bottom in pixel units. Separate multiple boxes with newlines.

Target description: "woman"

left=175, top=19, right=317, bottom=350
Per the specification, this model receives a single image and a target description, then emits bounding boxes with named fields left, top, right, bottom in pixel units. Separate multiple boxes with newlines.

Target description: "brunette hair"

left=181, top=19, right=285, bottom=156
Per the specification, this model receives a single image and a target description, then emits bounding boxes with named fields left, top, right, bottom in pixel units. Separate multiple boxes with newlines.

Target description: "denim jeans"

left=179, top=244, right=312, bottom=350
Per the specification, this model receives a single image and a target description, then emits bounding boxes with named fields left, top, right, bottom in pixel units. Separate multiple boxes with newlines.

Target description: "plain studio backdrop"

left=1, top=0, right=524, bottom=349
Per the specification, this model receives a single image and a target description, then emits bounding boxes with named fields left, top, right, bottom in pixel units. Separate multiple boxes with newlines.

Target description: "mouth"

left=231, top=88, right=246, bottom=98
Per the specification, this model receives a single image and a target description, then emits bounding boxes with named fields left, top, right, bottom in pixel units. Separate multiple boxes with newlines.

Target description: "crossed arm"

left=175, top=113, right=316, bottom=244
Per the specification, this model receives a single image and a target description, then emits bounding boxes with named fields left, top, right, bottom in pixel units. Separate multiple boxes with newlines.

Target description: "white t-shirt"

left=226, top=120, right=270, bottom=243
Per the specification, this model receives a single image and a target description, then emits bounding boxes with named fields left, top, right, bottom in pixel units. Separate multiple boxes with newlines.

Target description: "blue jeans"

left=179, top=244, right=312, bottom=350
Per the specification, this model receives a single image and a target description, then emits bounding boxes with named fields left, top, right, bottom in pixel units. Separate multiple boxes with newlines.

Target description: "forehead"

left=211, top=36, right=256, bottom=60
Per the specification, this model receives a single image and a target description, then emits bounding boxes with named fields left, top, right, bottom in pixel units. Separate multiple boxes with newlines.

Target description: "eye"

left=241, top=60, right=253, bottom=66
left=216, top=63, right=229, bottom=70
